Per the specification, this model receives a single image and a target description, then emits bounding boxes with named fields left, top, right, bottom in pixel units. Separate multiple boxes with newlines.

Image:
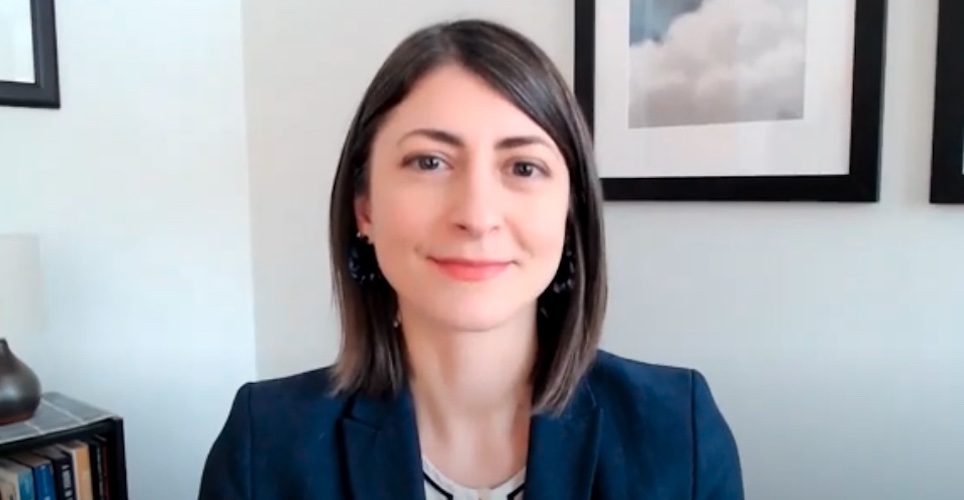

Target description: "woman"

left=198, top=18, right=743, bottom=500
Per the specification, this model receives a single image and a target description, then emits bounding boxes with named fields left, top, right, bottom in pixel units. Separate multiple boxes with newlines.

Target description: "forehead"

left=377, top=64, right=555, bottom=143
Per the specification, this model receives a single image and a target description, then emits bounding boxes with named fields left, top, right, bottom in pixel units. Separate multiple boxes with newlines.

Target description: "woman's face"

left=356, top=63, right=570, bottom=334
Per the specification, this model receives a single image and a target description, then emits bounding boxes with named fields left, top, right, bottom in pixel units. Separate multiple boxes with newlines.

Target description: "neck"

left=401, top=309, right=537, bottom=437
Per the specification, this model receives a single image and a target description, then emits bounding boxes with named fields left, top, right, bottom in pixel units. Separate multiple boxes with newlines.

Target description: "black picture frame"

left=0, top=0, right=60, bottom=109
left=929, top=0, right=964, bottom=204
left=574, top=0, right=888, bottom=202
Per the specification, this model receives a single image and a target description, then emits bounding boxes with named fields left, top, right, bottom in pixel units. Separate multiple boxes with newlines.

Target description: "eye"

left=415, top=156, right=442, bottom=170
left=510, top=161, right=542, bottom=178
left=404, top=154, right=446, bottom=171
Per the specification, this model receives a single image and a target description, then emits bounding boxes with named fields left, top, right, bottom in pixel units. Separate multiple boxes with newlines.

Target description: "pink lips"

left=429, top=257, right=511, bottom=282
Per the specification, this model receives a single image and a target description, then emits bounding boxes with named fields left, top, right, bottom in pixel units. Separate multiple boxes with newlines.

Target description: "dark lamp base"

left=0, top=338, right=42, bottom=426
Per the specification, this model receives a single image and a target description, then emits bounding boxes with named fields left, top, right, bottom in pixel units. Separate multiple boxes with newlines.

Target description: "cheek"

left=532, top=217, right=568, bottom=259
left=368, top=163, right=409, bottom=231
left=521, top=194, right=570, bottom=267
left=367, top=172, right=436, bottom=255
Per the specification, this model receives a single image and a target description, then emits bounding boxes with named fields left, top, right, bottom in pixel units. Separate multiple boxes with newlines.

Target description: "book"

left=8, top=454, right=54, bottom=500
left=0, top=481, right=15, bottom=500
left=0, top=458, right=35, bottom=500
left=55, top=442, right=92, bottom=500
left=32, top=447, right=74, bottom=500
left=81, top=438, right=108, bottom=500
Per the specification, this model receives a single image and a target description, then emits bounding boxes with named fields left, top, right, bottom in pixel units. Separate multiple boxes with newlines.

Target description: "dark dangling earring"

left=348, top=232, right=382, bottom=285
left=550, top=244, right=576, bottom=294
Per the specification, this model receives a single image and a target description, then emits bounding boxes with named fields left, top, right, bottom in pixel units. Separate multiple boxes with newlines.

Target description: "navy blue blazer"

left=197, top=350, right=744, bottom=499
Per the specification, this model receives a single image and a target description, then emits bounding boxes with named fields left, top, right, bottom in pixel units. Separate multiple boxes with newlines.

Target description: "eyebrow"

left=397, top=128, right=553, bottom=151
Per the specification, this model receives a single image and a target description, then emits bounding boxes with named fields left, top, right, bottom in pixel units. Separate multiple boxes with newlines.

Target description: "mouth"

left=428, top=257, right=512, bottom=282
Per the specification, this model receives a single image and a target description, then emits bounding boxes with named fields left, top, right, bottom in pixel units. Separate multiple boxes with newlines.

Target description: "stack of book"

left=0, top=392, right=126, bottom=500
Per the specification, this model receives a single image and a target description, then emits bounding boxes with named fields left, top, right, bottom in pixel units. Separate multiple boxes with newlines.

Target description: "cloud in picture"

left=628, top=0, right=808, bottom=128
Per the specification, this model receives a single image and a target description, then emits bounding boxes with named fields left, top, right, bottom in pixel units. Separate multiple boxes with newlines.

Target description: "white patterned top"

left=422, top=457, right=526, bottom=500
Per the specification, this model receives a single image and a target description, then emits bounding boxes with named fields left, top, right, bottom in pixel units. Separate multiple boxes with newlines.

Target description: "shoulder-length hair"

left=327, top=18, right=607, bottom=414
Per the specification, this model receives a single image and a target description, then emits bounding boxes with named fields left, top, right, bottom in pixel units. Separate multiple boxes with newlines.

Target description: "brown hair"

left=327, top=18, right=607, bottom=414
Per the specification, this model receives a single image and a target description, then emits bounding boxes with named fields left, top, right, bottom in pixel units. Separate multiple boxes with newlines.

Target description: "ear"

left=353, top=194, right=372, bottom=237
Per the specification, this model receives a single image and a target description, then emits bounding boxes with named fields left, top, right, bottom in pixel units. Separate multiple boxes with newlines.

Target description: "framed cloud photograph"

left=0, top=0, right=59, bottom=109
left=929, top=0, right=964, bottom=204
left=574, top=0, right=888, bottom=202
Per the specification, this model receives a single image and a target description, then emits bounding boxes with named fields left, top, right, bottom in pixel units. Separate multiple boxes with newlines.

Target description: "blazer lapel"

left=341, top=386, right=425, bottom=500
left=338, top=378, right=603, bottom=500
left=524, top=380, right=602, bottom=499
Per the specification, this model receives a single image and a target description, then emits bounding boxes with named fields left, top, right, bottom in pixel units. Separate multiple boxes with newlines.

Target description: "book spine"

left=17, top=470, right=33, bottom=500
left=32, top=464, right=54, bottom=500
left=50, top=455, right=74, bottom=500
left=82, top=440, right=106, bottom=500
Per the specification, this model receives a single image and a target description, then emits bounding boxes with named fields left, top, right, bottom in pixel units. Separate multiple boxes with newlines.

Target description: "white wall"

left=0, top=1, right=256, bottom=499
left=243, top=0, right=964, bottom=498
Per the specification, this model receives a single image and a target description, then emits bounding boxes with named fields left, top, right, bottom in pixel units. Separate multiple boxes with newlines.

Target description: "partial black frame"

left=0, top=0, right=60, bottom=109
left=574, top=0, right=888, bottom=202
left=929, top=0, right=964, bottom=204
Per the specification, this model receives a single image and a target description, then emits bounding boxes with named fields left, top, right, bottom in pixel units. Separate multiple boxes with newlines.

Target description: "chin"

left=417, top=297, right=533, bottom=334
left=433, top=308, right=514, bottom=333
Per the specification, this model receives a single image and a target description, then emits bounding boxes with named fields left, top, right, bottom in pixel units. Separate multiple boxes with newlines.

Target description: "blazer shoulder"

left=588, top=349, right=699, bottom=404
left=588, top=350, right=745, bottom=498
left=199, top=366, right=347, bottom=498
left=587, top=349, right=732, bottom=431
left=243, top=364, right=348, bottom=423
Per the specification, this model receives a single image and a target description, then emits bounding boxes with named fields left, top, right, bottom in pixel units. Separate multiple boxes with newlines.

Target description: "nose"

left=447, top=161, right=503, bottom=237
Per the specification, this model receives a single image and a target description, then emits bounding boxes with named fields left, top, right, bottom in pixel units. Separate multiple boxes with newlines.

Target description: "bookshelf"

left=0, top=392, right=127, bottom=500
